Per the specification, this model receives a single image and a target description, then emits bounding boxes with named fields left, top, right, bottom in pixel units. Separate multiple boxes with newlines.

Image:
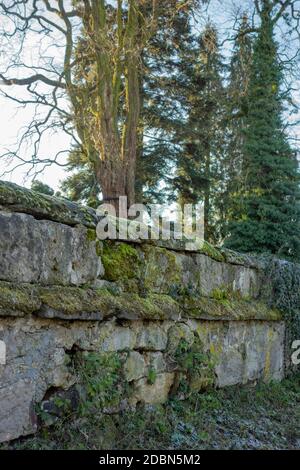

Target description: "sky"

left=0, top=0, right=299, bottom=192
left=0, top=94, right=70, bottom=191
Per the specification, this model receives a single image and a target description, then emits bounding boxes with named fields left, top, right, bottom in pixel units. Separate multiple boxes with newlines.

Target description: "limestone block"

left=124, top=351, right=146, bottom=381
left=132, top=373, right=175, bottom=404
left=0, top=212, right=102, bottom=286
left=134, top=322, right=169, bottom=351
left=0, top=379, right=37, bottom=443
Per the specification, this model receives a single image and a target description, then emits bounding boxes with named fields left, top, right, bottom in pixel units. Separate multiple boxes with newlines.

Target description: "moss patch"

left=181, top=296, right=282, bottom=321
left=0, top=282, right=41, bottom=316
left=116, top=292, right=181, bottom=320
left=141, top=245, right=182, bottom=294
left=198, top=241, right=225, bottom=262
left=101, top=241, right=141, bottom=283
left=0, top=180, right=97, bottom=228
left=86, top=229, right=97, bottom=242
left=38, top=286, right=117, bottom=318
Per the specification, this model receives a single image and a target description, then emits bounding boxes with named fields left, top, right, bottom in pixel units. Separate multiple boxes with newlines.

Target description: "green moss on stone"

left=0, top=181, right=98, bottom=228
left=199, top=241, right=225, bottom=262
left=116, top=292, right=181, bottom=320
left=102, top=241, right=141, bottom=282
left=38, top=286, right=117, bottom=317
left=182, top=296, right=282, bottom=321
left=0, top=282, right=41, bottom=316
left=86, top=229, right=97, bottom=242
left=142, top=245, right=182, bottom=293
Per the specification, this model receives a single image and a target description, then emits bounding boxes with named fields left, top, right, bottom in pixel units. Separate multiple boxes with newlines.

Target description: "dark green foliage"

left=60, top=148, right=101, bottom=208
left=264, top=258, right=300, bottom=373
left=6, top=374, right=300, bottom=449
left=219, top=16, right=253, bottom=239
left=58, top=2, right=300, bottom=262
left=225, top=4, right=300, bottom=260
left=31, top=180, right=54, bottom=196
left=174, top=25, right=226, bottom=243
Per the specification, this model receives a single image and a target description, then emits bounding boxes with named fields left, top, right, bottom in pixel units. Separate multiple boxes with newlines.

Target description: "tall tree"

left=0, top=1, right=203, bottom=211
left=225, top=0, right=300, bottom=260
left=173, top=25, right=226, bottom=242
left=61, top=3, right=198, bottom=206
left=218, top=15, right=253, bottom=240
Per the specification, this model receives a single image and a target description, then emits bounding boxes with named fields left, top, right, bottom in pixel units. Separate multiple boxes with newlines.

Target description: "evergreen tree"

left=174, top=25, right=226, bottom=243
left=225, top=1, right=300, bottom=260
left=31, top=180, right=55, bottom=197
left=60, top=148, right=101, bottom=208
left=219, top=15, right=253, bottom=240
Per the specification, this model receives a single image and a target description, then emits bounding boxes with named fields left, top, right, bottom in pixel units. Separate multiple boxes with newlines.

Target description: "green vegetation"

left=76, top=352, right=126, bottom=413
left=171, top=336, right=216, bottom=397
left=5, top=374, right=300, bottom=450
left=225, top=3, right=300, bottom=260
left=101, top=242, right=141, bottom=283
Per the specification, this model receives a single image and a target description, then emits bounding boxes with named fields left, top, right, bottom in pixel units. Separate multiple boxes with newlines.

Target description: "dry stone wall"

left=0, top=181, right=294, bottom=443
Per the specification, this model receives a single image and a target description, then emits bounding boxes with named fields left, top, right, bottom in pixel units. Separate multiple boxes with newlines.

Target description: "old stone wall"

left=0, top=181, right=296, bottom=443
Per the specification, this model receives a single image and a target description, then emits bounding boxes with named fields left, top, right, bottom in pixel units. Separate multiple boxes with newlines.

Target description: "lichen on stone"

left=0, top=180, right=98, bottom=228
left=101, top=241, right=141, bottom=285
left=0, top=281, right=41, bottom=316
left=181, top=296, right=282, bottom=321
left=141, top=245, right=182, bottom=294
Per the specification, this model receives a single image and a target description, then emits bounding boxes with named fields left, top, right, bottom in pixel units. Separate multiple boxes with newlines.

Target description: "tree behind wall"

left=61, top=4, right=198, bottom=207
left=0, top=1, right=204, bottom=212
left=218, top=15, right=253, bottom=241
left=174, top=25, right=226, bottom=243
left=224, top=1, right=300, bottom=260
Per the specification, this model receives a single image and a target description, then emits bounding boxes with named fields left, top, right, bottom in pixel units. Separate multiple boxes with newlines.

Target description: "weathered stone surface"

left=0, top=182, right=294, bottom=445
left=181, top=296, right=282, bottom=321
left=131, top=373, right=175, bottom=405
left=0, top=316, right=286, bottom=442
left=0, top=281, right=282, bottom=322
left=141, top=245, right=198, bottom=295
left=0, top=282, right=41, bottom=317
left=194, top=254, right=260, bottom=298
left=100, top=322, right=137, bottom=352
left=37, top=286, right=116, bottom=320
left=139, top=245, right=260, bottom=299
left=188, top=320, right=285, bottom=387
left=124, top=351, right=146, bottom=381
left=220, top=247, right=265, bottom=269
left=0, top=180, right=98, bottom=228
left=0, top=380, right=37, bottom=443
left=134, top=322, right=169, bottom=351
left=144, top=352, right=166, bottom=374
left=167, top=323, right=194, bottom=354
left=0, top=212, right=102, bottom=285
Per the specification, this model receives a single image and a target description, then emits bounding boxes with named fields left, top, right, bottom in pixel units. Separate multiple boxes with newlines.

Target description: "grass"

left=3, top=374, right=300, bottom=450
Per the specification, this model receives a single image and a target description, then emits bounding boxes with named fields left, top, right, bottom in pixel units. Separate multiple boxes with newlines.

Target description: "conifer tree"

left=174, top=25, right=226, bottom=243
left=219, top=15, right=253, bottom=240
left=225, top=1, right=300, bottom=260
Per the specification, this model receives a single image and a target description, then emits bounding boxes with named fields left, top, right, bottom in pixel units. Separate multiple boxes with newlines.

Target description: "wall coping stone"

left=0, top=180, right=264, bottom=268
